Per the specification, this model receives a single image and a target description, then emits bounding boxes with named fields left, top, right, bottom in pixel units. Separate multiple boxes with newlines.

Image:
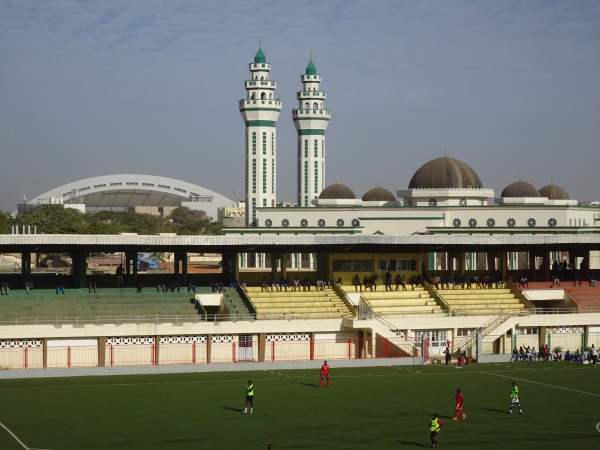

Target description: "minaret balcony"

left=250, top=63, right=271, bottom=71
left=240, top=99, right=283, bottom=108
left=297, top=91, right=326, bottom=100
left=245, top=81, right=277, bottom=89
left=292, top=109, right=331, bottom=117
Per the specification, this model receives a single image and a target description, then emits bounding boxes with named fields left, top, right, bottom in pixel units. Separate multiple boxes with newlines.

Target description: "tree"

left=168, top=207, right=223, bottom=235
left=17, top=205, right=88, bottom=234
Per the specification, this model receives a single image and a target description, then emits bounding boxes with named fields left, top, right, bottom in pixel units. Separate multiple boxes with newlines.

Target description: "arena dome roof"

left=539, top=184, right=570, bottom=200
left=501, top=180, right=540, bottom=198
left=408, top=157, right=483, bottom=189
left=362, top=187, right=396, bottom=202
left=24, top=174, right=235, bottom=219
left=319, top=183, right=356, bottom=200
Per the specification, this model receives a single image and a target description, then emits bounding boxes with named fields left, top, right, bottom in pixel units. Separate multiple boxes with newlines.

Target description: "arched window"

left=251, top=92, right=256, bottom=99
left=313, top=102, right=318, bottom=110
left=269, top=93, right=272, bottom=99
left=261, top=92, right=266, bottom=100
left=304, top=102, right=310, bottom=109
left=260, top=76, right=264, bottom=80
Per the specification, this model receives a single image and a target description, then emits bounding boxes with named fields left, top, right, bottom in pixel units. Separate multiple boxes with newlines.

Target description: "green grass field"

left=0, top=362, right=599, bottom=449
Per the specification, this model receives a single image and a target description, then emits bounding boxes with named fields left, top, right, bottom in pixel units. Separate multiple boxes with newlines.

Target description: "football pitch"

left=0, top=362, right=598, bottom=449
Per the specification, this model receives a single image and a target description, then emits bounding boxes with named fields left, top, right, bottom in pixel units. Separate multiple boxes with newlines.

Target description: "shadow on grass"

left=299, top=382, right=320, bottom=388
left=477, top=406, right=508, bottom=414
left=422, top=412, right=451, bottom=419
left=222, top=406, right=245, bottom=413
left=396, top=439, right=429, bottom=447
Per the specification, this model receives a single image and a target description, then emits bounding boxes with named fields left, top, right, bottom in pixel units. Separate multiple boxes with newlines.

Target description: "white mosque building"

left=231, top=47, right=600, bottom=273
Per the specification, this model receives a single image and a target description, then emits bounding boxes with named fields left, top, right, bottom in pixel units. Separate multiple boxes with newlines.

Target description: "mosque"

left=231, top=47, right=600, bottom=276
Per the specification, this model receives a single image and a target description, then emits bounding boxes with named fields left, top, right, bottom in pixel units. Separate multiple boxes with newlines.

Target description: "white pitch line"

left=481, top=371, right=600, bottom=397
left=0, top=420, right=30, bottom=449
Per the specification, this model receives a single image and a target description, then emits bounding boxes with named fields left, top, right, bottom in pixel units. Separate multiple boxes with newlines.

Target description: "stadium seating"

left=0, top=288, right=200, bottom=321
left=245, top=286, right=354, bottom=319
left=436, top=287, right=524, bottom=315
left=346, top=286, right=444, bottom=316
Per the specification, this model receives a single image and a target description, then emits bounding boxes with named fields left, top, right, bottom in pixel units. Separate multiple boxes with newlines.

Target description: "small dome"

left=501, top=181, right=540, bottom=198
left=539, top=184, right=570, bottom=200
left=319, top=183, right=356, bottom=200
left=362, top=187, right=396, bottom=202
left=408, top=157, right=483, bottom=189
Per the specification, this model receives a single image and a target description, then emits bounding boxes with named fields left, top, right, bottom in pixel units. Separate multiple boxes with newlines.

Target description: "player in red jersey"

left=452, top=388, right=467, bottom=420
left=320, top=360, right=330, bottom=388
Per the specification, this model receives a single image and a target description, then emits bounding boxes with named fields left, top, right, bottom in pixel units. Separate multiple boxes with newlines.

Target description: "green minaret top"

left=254, top=48, right=267, bottom=64
left=305, top=59, right=317, bottom=75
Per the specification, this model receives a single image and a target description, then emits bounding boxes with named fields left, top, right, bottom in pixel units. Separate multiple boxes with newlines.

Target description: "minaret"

left=293, top=58, right=331, bottom=207
left=239, top=47, right=282, bottom=226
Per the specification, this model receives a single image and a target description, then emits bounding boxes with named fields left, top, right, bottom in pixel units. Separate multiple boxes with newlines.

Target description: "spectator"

left=0, top=280, right=9, bottom=295
left=187, top=281, right=196, bottom=293
left=353, top=274, right=361, bottom=292
left=56, top=284, right=65, bottom=295
left=25, top=279, right=33, bottom=294
left=89, top=279, right=97, bottom=294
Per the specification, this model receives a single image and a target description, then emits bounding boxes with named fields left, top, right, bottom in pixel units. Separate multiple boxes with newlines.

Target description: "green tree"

left=17, top=205, right=88, bottom=234
left=168, top=207, right=222, bottom=235
left=0, top=211, right=13, bottom=234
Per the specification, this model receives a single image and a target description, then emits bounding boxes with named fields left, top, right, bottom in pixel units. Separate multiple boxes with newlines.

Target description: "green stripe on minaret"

left=296, top=129, right=326, bottom=136
left=245, top=121, right=277, bottom=127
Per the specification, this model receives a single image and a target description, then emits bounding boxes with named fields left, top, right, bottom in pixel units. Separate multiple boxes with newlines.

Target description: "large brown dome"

left=539, top=184, right=570, bottom=200
left=408, top=157, right=483, bottom=189
left=501, top=180, right=540, bottom=198
left=319, top=183, right=356, bottom=200
left=362, top=187, right=396, bottom=202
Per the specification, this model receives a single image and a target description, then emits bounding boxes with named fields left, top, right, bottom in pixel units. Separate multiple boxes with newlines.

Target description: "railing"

left=1, top=307, right=599, bottom=328
left=0, top=337, right=423, bottom=370
left=330, top=276, right=358, bottom=316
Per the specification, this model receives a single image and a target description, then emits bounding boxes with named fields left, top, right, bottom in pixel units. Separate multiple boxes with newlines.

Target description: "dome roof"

left=539, top=184, right=570, bottom=200
left=319, top=183, right=356, bottom=200
left=408, top=157, right=483, bottom=189
left=501, top=180, right=540, bottom=198
left=362, top=187, right=396, bottom=202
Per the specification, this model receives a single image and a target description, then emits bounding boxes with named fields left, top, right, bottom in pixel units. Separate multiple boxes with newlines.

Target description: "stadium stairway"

left=221, top=287, right=253, bottom=320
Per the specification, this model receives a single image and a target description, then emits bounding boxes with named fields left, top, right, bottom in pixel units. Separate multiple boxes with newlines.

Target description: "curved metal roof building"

left=24, top=174, right=236, bottom=220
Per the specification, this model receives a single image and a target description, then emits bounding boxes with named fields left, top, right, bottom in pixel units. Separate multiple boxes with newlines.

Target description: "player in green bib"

left=509, top=381, right=523, bottom=414
left=428, top=412, right=442, bottom=447
left=243, top=380, right=254, bottom=414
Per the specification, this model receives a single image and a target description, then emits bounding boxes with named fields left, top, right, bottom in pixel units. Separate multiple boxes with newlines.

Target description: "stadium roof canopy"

left=24, top=174, right=235, bottom=218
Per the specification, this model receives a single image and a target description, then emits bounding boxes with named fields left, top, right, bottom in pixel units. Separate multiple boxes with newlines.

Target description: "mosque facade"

left=232, top=48, right=600, bottom=274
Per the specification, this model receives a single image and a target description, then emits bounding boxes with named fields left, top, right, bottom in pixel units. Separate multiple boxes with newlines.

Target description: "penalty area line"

left=481, top=371, right=600, bottom=397
left=0, top=420, right=30, bottom=449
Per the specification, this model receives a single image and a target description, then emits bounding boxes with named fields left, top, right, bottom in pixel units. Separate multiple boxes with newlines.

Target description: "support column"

left=21, top=252, right=32, bottom=285
left=71, top=250, right=87, bottom=288
left=125, top=250, right=138, bottom=286
left=154, top=336, right=160, bottom=366
left=98, top=337, right=106, bottom=367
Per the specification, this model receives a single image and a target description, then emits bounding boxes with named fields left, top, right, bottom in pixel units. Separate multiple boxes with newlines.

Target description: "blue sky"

left=1, top=0, right=599, bottom=212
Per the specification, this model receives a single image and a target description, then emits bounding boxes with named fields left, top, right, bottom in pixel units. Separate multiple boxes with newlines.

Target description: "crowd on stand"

left=510, top=343, right=598, bottom=365
left=260, top=276, right=331, bottom=292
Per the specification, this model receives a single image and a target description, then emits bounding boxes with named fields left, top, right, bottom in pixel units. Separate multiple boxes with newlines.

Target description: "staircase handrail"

left=330, top=276, right=358, bottom=316
left=422, top=281, right=452, bottom=311
left=235, top=284, right=257, bottom=317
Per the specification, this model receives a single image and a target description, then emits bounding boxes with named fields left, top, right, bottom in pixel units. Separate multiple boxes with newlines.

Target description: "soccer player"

left=509, top=381, right=523, bottom=414
left=243, top=379, right=254, bottom=414
left=320, top=360, right=330, bottom=388
left=453, top=388, right=467, bottom=420
left=429, top=412, right=442, bottom=448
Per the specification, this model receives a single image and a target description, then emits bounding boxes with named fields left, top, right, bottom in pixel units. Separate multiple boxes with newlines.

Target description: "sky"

left=1, top=0, right=599, bottom=212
